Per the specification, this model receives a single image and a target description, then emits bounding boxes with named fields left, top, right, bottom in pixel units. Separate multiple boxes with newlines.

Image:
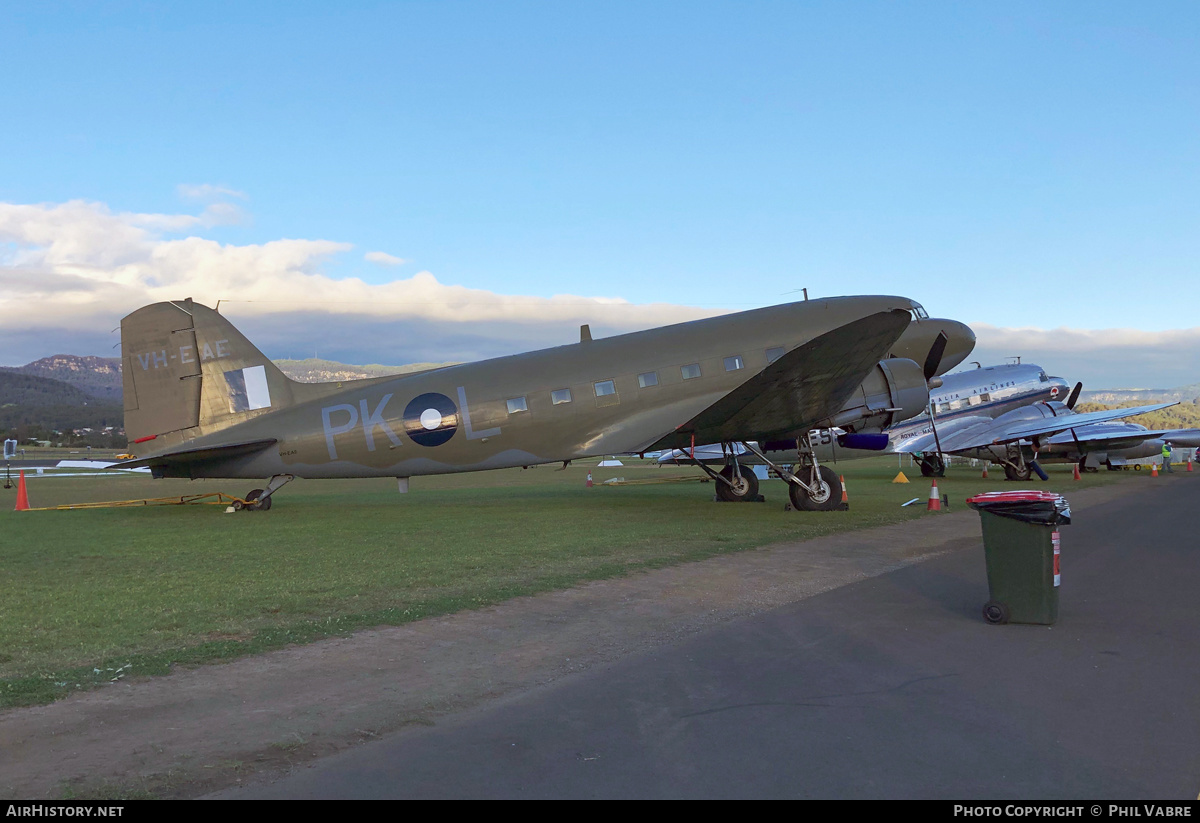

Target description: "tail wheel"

left=716, top=464, right=759, bottom=502
left=245, top=489, right=272, bottom=511
left=788, top=465, right=842, bottom=511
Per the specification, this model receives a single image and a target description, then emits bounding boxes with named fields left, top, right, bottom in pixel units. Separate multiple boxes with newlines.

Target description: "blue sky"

left=1, top=2, right=1198, bottom=387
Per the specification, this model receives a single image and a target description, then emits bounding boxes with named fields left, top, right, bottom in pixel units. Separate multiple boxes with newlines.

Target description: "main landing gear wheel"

left=919, top=455, right=946, bottom=477
left=1078, top=459, right=1098, bottom=474
left=788, top=465, right=842, bottom=511
left=245, top=489, right=272, bottom=511
left=716, top=464, right=759, bottom=502
left=983, top=600, right=1011, bottom=625
left=1004, top=463, right=1032, bottom=482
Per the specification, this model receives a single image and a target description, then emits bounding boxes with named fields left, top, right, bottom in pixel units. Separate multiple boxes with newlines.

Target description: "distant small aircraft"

left=116, top=296, right=974, bottom=510
left=661, top=362, right=1193, bottom=482
left=892, top=375, right=1185, bottom=480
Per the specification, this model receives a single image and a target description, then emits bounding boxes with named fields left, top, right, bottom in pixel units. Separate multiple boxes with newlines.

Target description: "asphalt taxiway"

left=215, top=474, right=1200, bottom=799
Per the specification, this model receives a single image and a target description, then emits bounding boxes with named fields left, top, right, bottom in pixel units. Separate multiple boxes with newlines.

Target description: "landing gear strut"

left=742, top=435, right=844, bottom=511
left=1000, top=444, right=1032, bottom=482
left=716, top=462, right=760, bottom=502
left=918, top=454, right=946, bottom=477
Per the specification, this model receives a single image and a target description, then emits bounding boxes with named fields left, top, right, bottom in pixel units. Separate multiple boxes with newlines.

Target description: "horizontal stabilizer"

left=112, top=438, right=278, bottom=469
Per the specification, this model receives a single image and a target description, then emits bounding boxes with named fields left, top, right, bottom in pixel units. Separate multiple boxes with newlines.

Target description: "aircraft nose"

left=936, top=319, right=976, bottom=372
left=892, top=317, right=976, bottom=375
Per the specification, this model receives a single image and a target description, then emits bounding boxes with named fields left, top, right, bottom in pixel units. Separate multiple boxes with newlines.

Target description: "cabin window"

left=506, top=397, right=528, bottom=414
left=766, top=346, right=785, bottom=364
left=681, top=363, right=701, bottom=380
left=594, top=380, right=616, bottom=397
left=551, top=388, right=572, bottom=405
left=638, top=372, right=658, bottom=388
left=979, top=392, right=991, bottom=402
left=967, top=395, right=981, bottom=406
left=724, top=355, right=744, bottom=372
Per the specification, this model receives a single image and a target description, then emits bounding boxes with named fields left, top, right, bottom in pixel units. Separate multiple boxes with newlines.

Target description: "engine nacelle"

left=814, top=358, right=930, bottom=433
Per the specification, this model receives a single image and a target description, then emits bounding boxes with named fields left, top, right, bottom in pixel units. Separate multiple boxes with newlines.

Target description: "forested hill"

left=273, top=358, right=455, bottom=382
left=1074, top=399, right=1200, bottom=431
left=3, top=355, right=123, bottom=402
left=1080, top=383, right=1200, bottom=405
left=0, top=371, right=98, bottom=407
left=0, top=371, right=125, bottom=440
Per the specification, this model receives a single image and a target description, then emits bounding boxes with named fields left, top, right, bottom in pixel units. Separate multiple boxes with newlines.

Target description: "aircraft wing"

left=646, top=309, right=912, bottom=450
left=988, top=403, right=1177, bottom=444
left=1041, top=427, right=1177, bottom=445
left=892, top=415, right=997, bottom=454
left=1157, top=429, right=1200, bottom=447
left=898, top=403, right=1178, bottom=454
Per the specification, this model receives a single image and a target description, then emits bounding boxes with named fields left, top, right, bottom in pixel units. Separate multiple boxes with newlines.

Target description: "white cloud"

left=0, top=198, right=716, bottom=365
left=364, top=251, right=406, bottom=266
left=964, top=323, right=1200, bottom=389
left=176, top=183, right=247, bottom=201
left=5, top=197, right=1194, bottom=387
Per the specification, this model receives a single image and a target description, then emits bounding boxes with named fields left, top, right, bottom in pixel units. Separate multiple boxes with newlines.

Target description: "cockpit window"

left=1039, top=371, right=1048, bottom=382
left=911, top=304, right=930, bottom=320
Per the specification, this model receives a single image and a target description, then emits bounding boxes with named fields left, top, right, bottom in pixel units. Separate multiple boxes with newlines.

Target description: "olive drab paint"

left=116, top=296, right=972, bottom=491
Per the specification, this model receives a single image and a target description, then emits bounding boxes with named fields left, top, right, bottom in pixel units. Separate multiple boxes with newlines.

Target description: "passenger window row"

left=504, top=346, right=781, bottom=414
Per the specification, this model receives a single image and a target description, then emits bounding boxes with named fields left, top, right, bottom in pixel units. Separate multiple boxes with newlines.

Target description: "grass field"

left=0, top=456, right=1143, bottom=708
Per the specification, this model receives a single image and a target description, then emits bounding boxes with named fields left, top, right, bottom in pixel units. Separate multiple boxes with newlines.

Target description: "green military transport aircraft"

left=116, top=296, right=972, bottom=511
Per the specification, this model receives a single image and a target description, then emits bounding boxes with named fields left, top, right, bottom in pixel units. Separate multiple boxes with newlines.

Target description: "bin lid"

left=965, top=490, right=1064, bottom=504
left=966, top=490, right=1070, bottom=525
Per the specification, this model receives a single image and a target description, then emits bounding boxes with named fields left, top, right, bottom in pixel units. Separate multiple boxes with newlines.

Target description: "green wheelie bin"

left=966, top=491, right=1070, bottom=625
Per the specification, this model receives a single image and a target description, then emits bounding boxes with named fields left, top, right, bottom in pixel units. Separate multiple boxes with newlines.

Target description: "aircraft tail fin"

left=121, top=299, right=303, bottom=452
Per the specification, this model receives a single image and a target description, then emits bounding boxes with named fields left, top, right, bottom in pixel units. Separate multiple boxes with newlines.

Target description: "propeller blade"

left=928, top=400, right=945, bottom=457
left=923, top=332, right=949, bottom=382
left=1066, top=382, right=1082, bottom=410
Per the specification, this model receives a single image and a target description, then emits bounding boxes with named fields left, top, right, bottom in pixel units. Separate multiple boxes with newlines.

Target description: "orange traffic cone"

left=1072, top=464, right=1081, bottom=481
left=586, top=471, right=593, bottom=488
left=927, top=479, right=941, bottom=511
left=981, top=464, right=988, bottom=479
left=1151, top=462, right=1159, bottom=477
left=840, top=475, right=848, bottom=504
left=14, top=470, right=29, bottom=511
left=1188, top=459, right=1193, bottom=472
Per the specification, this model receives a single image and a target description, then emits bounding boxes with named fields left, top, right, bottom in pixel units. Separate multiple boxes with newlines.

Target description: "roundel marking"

left=404, top=392, right=459, bottom=447
left=1049, top=386, right=1060, bottom=398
